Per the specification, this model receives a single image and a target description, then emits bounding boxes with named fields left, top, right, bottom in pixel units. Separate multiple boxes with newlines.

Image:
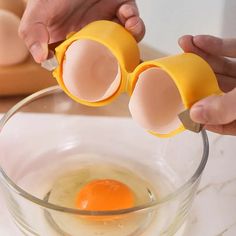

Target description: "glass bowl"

left=0, top=86, right=208, bottom=236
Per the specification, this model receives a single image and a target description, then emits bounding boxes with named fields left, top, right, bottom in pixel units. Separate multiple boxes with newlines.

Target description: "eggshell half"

left=129, top=67, right=184, bottom=134
left=0, top=10, right=29, bottom=66
left=62, top=39, right=121, bottom=102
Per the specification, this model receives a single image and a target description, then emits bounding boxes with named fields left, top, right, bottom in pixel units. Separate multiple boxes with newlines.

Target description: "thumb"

left=190, top=88, right=236, bottom=125
left=116, top=3, right=145, bottom=42
left=19, top=2, right=49, bottom=63
left=19, top=22, right=49, bottom=63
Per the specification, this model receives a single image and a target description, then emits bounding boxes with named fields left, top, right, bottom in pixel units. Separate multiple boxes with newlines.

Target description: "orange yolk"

left=75, top=179, right=135, bottom=211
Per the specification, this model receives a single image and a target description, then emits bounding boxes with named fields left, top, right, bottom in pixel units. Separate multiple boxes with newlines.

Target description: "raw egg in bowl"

left=0, top=86, right=209, bottom=236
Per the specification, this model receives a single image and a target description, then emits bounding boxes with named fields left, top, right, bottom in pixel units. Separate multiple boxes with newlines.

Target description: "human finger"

left=19, top=1, right=49, bottom=62
left=190, top=88, right=236, bottom=125
left=193, top=35, right=236, bottom=58
left=178, top=35, right=236, bottom=78
left=205, top=121, right=236, bottom=135
left=117, top=2, right=145, bottom=41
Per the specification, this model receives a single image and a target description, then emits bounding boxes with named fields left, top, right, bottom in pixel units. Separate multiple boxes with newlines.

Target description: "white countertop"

left=0, top=113, right=235, bottom=236
left=184, top=133, right=236, bottom=236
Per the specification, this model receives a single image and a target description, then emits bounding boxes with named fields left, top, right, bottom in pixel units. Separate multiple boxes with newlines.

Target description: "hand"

left=19, top=0, right=145, bottom=63
left=179, top=35, right=236, bottom=135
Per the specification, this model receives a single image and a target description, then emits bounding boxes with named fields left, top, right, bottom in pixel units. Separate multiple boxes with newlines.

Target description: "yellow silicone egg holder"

left=53, top=20, right=140, bottom=107
left=52, top=20, right=222, bottom=138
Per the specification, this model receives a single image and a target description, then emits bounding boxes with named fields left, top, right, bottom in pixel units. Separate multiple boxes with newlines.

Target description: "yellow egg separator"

left=128, top=54, right=222, bottom=138
left=52, top=20, right=140, bottom=107
left=48, top=20, right=222, bottom=138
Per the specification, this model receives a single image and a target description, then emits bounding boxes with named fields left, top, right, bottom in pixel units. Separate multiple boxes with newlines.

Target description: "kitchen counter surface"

left=0, top=99, right=235, bottom=236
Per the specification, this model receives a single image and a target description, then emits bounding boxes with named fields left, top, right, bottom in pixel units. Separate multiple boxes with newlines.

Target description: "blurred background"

left=137, top=0, right=236, bottom=58
left=0, top=0, right=55, bottom=107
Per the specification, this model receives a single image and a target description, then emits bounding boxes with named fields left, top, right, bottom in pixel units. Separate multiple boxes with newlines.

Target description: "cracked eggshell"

left=62, top=39, right=121, bottom=102
left=0, top=10, right=29, bottom=66
left=129, top=67, right=184, bottom=134
left=0, top=0, right=25, bottom=17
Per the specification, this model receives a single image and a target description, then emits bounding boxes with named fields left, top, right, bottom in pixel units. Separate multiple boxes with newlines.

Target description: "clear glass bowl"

left=0, top=86, right=209, bottom=236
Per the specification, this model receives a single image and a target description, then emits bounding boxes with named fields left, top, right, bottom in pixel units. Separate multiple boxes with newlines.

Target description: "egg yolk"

left=75, top=179, right=135, bottom=211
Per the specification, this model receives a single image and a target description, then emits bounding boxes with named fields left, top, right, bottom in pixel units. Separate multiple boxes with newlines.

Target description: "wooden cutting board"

left=0, top=55, right=57, bottom=96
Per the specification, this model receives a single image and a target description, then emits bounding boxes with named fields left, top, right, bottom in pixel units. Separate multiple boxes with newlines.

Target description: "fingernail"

left=30, top=42, right=48, bottom=63
left=127, top=6, right=135, bottom=16
left=192, top=35, right=203, bottom=47
left=125, top=17, right=144, bottom=42
left=178, top=37, right=184, bottom=45
left=190, top=105, right=207, bottom=123
left=123, top=4, right=136, bottom=18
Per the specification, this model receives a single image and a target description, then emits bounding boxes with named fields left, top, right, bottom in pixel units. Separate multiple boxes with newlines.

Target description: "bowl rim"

left=0, top=86, right=209, bottom=216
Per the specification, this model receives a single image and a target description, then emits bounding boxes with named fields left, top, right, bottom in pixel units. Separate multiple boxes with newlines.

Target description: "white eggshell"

left=0, top=10, right=29, bottom=66
left=129, top=68, right=184, bottom=134
left=63, top=39, right=121, bottom=102
left=0, top=0, right=25, bottom=17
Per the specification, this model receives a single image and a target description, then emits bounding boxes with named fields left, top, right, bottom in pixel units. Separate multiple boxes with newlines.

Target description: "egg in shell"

left=129, top=67, right=184, bottom=135
left=0, top=9, right=29, bottom=66
left=0, top=0, right=25, bottom=17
